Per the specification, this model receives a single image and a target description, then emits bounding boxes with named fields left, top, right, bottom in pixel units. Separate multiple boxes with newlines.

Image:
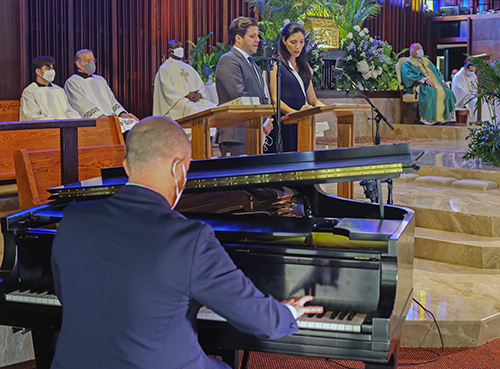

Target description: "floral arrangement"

left=339, top=25, right=402, bottom=92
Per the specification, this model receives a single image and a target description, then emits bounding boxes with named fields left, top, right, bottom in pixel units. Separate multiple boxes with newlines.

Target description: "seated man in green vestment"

left=401, top=43, right=456, bottom=125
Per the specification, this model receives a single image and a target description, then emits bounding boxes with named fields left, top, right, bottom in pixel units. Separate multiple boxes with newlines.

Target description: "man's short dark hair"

left=228, top=17, right=258, bottom=45
left=33, top=56, right=55, bottom=72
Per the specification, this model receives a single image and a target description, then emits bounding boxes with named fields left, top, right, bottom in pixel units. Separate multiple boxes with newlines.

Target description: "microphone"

left=331, top=58, right=345, bottom=89
left=261, top=46, right=274, bottom=72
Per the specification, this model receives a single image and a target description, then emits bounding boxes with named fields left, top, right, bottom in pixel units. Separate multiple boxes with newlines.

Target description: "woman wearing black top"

left=267, top=22, right=324, bottom=152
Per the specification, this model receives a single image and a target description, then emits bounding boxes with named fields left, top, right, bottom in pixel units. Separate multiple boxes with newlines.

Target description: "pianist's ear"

left=123, top=158, right=130, bottom=177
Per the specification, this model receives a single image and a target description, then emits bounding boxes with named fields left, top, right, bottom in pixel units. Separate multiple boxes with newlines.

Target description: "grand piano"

left=0, top=143, right=417, bottom=369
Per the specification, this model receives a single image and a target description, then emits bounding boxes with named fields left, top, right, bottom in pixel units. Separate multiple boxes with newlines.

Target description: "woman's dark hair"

left=278, top=22, right=311, bottom=82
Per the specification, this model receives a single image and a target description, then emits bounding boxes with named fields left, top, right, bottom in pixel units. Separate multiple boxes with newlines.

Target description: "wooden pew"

left=0, top=115, right=124, bottom=182
left=14, top=144, right=126, bottom=210
left=0, top=100, right=21, bottom=122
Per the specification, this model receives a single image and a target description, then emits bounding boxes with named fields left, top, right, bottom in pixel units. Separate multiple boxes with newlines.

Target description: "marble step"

left=390, top=181, right=500, bottom=237
left=402, top=258, right=500, bottom=348
left=415, top=227, right=500, bottom=269
left=417, top=166, right=500, bottom=187
left=388, top=123, right=469, bottom=140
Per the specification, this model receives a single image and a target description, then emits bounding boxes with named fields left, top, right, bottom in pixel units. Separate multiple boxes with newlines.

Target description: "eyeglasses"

left=83, top=59, right=97, bottom=64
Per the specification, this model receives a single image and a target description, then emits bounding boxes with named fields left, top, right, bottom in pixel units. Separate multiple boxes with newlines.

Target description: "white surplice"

left=152, top=58, right=216, bottom=120
left=451, top=67, right=500, bottom=123
left=64, top=73, right=135, bottom=132
left=20, top=82, right=81, bottom=121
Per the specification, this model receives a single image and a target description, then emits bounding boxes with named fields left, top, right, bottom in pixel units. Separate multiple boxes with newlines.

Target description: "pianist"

left=50, top=116, right=322, bottom=369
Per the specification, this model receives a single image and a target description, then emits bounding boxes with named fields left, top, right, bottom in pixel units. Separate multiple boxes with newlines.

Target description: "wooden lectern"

left=283, top=104, right=371, bottom=198
left=177, top=105, right=274, bottom=160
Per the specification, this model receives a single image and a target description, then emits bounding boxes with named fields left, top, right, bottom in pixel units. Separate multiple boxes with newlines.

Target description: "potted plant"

left=187, top=32, right=231, bottom=83
left=462, top=56, right=500, bottom=166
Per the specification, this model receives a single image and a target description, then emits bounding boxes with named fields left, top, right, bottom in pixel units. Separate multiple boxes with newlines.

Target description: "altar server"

left=20, top=56, right=80, bottom=121
left=64, top=49, right=138, bottom=132
left=153, top=40, right=217, bottom=120
left=452, top=60, right=480, bottom=123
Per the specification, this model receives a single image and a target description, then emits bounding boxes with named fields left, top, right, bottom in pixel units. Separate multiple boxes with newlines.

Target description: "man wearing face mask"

left=452, top=60, right=481, bottom=123
left=64, top=49, right=139, bottom=133
left=50, top=116, right=322, bottom=369
left=153, top=39, right=217, bottom=119
left=20, top=56, right=80, bottom=121
left=401, top=43, right=456, bottom=125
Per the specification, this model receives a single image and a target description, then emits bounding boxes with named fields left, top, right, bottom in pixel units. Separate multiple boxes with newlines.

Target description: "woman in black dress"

left=268, top=22, right=324, bottom=152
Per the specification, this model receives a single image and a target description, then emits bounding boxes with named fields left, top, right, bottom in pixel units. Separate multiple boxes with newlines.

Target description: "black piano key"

left=347, top=311, right=357, bottom=321
left=330, top=310, right=340, bottom=320
left=317, top=309, right=327, bottom=319
left=307, top=313, right=316, bottom=318
left=338, top=310, right=348, bottom=320
left=18, top=285, right=30, bottom=292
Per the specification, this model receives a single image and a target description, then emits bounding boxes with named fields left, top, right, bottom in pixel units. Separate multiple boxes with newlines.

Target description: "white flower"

left=346, top=32, right=353, bottom=39
left=369, top=37, right=374, bottom=42
left=356, top=60, right=369, bottom=73
left=361, top=52, right=366, bottom=58
left=297, top=20, right=304, bottom=26
left=353, top=25, right=361, bottom=32
left=346, top=55, right=352, bottom=61
left=362, top=71, right=371, bottom=80
left=363, top=27, right=369, bottom=33
left=284, top=19, right=290, bottom=25
left=314, top=65, right=319, bottom=72
left=359, top=31, right=365, bottom=37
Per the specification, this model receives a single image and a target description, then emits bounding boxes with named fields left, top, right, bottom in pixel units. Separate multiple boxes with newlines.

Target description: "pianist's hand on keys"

left=281, top=295, right=323, bottom=319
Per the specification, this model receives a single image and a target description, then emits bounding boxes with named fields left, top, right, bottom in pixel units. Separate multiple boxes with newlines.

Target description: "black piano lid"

left=48, top=144, right=417, bottom=199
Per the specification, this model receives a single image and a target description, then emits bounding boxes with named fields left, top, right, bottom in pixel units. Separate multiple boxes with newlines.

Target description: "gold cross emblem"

left=180, top=68, right=190, bottom=82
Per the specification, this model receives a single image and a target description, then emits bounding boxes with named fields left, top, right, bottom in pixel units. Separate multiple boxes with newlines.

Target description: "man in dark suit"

left=50, top=116, right=322, bottom=369
left=216, top=17, right=273, bottom=157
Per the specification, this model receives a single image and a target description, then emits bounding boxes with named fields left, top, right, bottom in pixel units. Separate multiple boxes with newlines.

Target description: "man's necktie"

left=247, top=57, right=268, bottom=104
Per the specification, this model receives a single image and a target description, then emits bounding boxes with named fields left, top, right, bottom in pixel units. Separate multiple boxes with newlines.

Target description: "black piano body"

left=0, top=144, right=417, bottom=368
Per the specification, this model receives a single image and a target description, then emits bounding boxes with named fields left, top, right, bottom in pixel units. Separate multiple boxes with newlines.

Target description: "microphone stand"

left=334, top=68, right=396, bottom=210
left=262, top=56, right=283, bottom=153
left=338, top=70, right=395, bottom=144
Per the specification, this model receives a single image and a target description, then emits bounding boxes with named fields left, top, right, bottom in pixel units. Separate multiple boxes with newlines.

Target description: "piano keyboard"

left=197, top=306, right=368, bottom=333
left=5, top=291, right=368, bottom=333
left=5, top=287, right=61, bottom=307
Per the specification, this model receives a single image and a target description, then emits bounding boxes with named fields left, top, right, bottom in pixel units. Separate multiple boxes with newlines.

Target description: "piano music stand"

left=0, top=119, right=96, bottom=184
left=177, top=105, right=274, bottom=159
left=283, top=104, right=371, bottom=198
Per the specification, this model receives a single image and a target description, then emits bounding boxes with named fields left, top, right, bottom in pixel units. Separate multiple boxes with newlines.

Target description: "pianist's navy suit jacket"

left=51, top=184, right=298, bottom=369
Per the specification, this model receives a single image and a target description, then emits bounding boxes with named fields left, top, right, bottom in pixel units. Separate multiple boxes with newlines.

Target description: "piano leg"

left=32, top=329, right=58, bottom=369
left=221, top=349, right=240, bottom=369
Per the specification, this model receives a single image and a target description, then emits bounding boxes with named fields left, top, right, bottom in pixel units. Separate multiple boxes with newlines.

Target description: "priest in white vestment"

left=153, top=40, right=217, bottom=120
left=64, top=49, right=139, bottom=133
left=453, top=59, right=500, bottom=123
left=20, top=56, right=80, bottom=121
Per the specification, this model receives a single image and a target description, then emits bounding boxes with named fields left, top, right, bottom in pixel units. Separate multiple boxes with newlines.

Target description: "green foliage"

left=338, top=26, right=402, bottom=92
left=246, top=0, right=317, bottom=42
left=463, top=120, right=500, bottom=166
left=468, top=56, right=500, bottom=124
left=307, top=0, right=381, bottom=39
left=462, top=56, right=500, bottom=166
left=187, top=33, right=231, bottom=83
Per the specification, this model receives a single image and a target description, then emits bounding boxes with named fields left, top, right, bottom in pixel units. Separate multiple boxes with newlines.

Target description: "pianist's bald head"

left=124, top=116, right=191, bottom=175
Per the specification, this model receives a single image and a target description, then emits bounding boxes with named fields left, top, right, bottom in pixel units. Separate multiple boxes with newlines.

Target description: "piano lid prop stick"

left=377, top=179, right=384, bottom=219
